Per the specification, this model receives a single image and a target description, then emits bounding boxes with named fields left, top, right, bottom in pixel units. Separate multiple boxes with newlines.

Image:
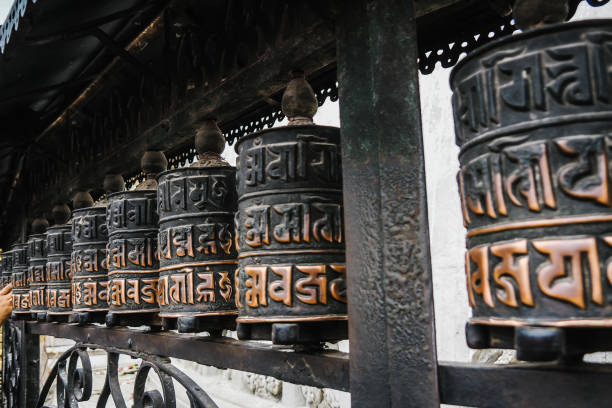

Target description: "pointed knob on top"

left=191, top=120, right=230, bottom=168
left=73, top=191, right=94, bottom=209
left=138, top=151, right=168, bottom=189
left=52, top=203, right=71, bottom=225
left=281, top=70, right=317, bottom=126
left=103, top=174, right=125, bottom=195
left=513, top=0, right=568, bottom=30
left=31, top=217, right=49, bottom=234
left=195, top=119, right=225, bottom=156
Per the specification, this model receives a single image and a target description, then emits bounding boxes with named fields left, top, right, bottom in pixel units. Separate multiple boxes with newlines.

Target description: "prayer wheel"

left=71, top=191, right=109, bottom=323
left=0, top=252, right=6, bottom=289
left=106, top=156, right=165, bottom=327
left=3, top=250, right=12, bottom=291
left=234, top=72, right=347, bottom=344
left=451, top=19, right=612, bottom=360
left=28, top=218, right=49, bottom=320
left=157, top=121, right=238, bottom=333
left=46, top=204, right=74, bottom=321
left=11, top=242, right=29, bottom=316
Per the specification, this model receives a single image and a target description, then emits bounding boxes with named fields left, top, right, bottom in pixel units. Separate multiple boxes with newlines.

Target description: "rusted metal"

left=452, top=19, right=612, bottom=360
left=106, top=155, right=165, bottom=325
left=46, top=204, right=73, bottom=319
left=157, top=122, right=237, bottom=332
left=234, top=75, right=346, bottom=343
left=71, top=192, right=109, bottom=319
left=27, top=218, right=49, bottom=320
left=11, top=242, right=30, bottom=315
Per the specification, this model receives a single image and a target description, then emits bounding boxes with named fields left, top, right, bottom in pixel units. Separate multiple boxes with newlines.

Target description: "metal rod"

left=28, top=322, right=349, bottom=391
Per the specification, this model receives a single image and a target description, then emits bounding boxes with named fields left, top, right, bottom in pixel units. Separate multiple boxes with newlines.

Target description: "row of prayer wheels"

left=1, top=73, right=346, bottom=344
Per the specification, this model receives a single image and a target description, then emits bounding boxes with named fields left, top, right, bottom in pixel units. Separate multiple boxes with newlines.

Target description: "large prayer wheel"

left=11, top=242, right=29, bottom=315
left=28, top=218, right=49, bottom=320
left=46, top=204, right=74, bottom=319
left=157, top=123, right=238, bottom=332
left=234, top=72, right=347, bottom=343
left=0, top=251, right=8, bottom=289
left=451, top=20, right=612, bottom=360
left=71, top=192, right=109, bottom=319
left=106, top=157, right=165, bottom=326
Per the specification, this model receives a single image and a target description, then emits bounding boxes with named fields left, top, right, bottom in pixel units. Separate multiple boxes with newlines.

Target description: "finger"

left=0, top=283, right=12, bottom=295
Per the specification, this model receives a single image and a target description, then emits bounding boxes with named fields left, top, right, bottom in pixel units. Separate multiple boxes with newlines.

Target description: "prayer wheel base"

left=466, top=322, right=612, bottom=362
left=106, top=312, right=163, bottom=329
left=73, top=311, right=107, bottom=325
left=237, top=320, right=348, bottom=345
left=46, top=314, right=71, bottom=323
left=36, top=312, right=47, bottom=322
left=160, top=315, right=236, bottom=334
left=11, top=312, right=35, bottom=321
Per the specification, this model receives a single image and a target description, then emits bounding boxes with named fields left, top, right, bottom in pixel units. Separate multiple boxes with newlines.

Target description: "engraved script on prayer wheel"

left=451, top=20, right=612, bottom=337
left=0, top=252, right=6, bottom=289
left=71, top=194, right=110, bottom=314
left=12, top=242, right=29, bottom=314
left=234, top=73, right=347, bottom=338
left=2, top=249, right=12, bottom=290
left=46, top=204, right=73, bottom=317
left=157, top=122, right=237, bottom=329
left=28, top=218, right=49, bottom=319
left=106, top=158, right=164, bottom=321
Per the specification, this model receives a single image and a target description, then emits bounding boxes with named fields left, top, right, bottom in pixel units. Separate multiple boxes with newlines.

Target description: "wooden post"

left=336, top=0, right=439, bottom=406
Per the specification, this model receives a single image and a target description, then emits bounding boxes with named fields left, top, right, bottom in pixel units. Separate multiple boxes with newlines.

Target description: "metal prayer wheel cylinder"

left=11, top=243, right=29, bottom=314
left=46, top=223, right=73, bottom=316
left=106, top=190, right=159, bottom=315
left=28, top=233, right=48, bottom=316
left=2, top=250, right=12, bottom=289
left=71, top=205, right=109, bottom=313
left=452, top=20, right=612, bottom=338
left=234, top=125, right=347, bottom=326
left=157, top=166, right=238, bottom=320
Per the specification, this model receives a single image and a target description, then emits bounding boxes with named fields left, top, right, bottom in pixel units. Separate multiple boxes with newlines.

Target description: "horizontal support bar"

left=439, top=361, right=612, bottom=408
left=28, top=322, right=349, bottom=391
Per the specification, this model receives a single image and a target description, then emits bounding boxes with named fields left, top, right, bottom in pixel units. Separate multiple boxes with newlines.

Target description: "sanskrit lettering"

left=466, top=235, right=612, bottom=310
left=240, top=263, right=347, bottom=309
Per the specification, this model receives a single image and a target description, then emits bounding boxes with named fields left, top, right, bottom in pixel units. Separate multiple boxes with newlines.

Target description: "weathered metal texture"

left=157, top=166, right=237, bottom=318
left=1, top=249, right=11, bottom=288
left=29, top=321, right=349, bottom=392
left=439, top=361, right=612, bottom=408
left=452, top=20, right=612, bottom=332
left=11, top=243, right=30, bottom=314
left=336, top=0, right=438, bottom=406
left=3, top=320, right=39, bottom=408
left=234, top=125, right=346, bottom=325
left=27, top=233, right=47, bottom=314
left=45, top=224, right=73, bottom=315
left=71, top=206, right=109, bottom=312
left=106, top=190, right=159, bottom=314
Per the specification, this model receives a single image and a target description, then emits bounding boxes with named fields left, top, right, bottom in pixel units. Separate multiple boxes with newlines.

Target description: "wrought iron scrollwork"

left=37, top=344, right=219, bottom=408
left=3, top=322, right=22, bottom=408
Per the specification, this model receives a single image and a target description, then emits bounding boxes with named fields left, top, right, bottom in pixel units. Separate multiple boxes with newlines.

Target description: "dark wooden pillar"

left=336, top=0, right=439, bottom=406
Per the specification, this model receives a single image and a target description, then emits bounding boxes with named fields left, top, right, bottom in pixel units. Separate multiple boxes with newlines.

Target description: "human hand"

left=0, top=284, right=13, bottom=323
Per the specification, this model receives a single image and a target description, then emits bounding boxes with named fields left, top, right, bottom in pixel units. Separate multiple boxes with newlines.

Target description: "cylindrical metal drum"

left=234, top=125, right=347, bottom=327
left=0, top=256, right=5, bottom=289
left=46, top=224, right=73, bottom=316
left=451, top=20, right=612, bottom=355
left=157, top=166, right=238, bottom=320
left=28, top=233, right=48, bottom=316
left=71, top=206, right=109, bottom=313
left=2, top=250, right=12, bottom=290
left=12, top=243, right=29, bottom=314
left=106, top=190, right=159, bottom=316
